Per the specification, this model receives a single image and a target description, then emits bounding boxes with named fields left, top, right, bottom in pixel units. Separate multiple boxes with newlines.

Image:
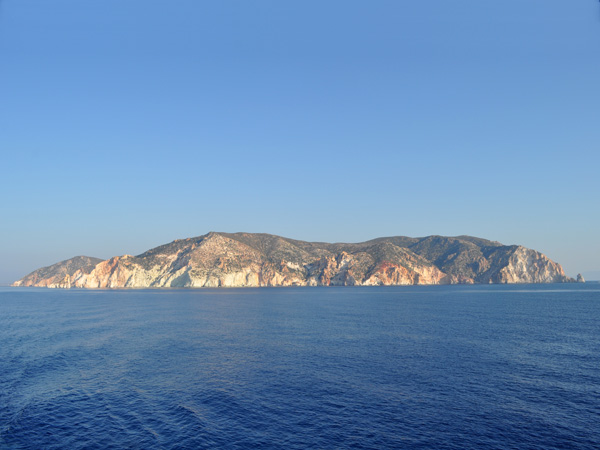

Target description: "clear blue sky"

left=1, top=0, right=599, bottom=283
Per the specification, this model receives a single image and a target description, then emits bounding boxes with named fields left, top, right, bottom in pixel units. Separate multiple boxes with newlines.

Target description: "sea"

left=0, top=284, right=599, bottom=450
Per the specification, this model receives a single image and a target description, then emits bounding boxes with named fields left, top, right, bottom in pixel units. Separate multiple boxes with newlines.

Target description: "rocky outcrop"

left=479, top=246, right=571, bottom=284
left=12, top=256, right=104, bottom=288
left=13, top=232, right=575, bottom=288
left=577, top=274, right=585, bottom=283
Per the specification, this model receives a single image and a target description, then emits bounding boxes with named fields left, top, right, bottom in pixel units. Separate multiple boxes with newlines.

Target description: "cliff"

left=12, top=256, right=104, bottom=288
left=13, top=232, right=573, bottom=288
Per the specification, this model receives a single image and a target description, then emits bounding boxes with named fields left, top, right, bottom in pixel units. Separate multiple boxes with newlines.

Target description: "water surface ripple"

left=1, top=285, right=599, bottom=449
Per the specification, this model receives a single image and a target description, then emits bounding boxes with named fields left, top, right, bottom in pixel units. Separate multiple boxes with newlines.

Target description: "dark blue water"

left=1, top=285, right=599, bottom=449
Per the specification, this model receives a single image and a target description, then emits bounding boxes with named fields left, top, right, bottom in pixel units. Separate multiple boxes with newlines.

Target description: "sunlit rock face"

left=12, top=256, right=104, bottom=288
left=480, top=246, right=571, bottom=284
left=13, top=232, right=574, bottom=288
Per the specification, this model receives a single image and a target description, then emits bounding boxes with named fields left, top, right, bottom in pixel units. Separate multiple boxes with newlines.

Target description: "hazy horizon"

left=1, top=1, right=599, bottom=284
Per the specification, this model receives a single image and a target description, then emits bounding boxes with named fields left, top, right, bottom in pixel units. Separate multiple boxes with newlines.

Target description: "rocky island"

left=13, top=232, right=575, bottom=288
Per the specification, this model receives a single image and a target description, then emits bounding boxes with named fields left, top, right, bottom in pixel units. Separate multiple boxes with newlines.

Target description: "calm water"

left=1, top=285, right=599, bottom=449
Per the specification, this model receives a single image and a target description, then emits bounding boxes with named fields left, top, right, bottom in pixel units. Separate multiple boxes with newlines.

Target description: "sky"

left=1, top=0, right=599, bottom=283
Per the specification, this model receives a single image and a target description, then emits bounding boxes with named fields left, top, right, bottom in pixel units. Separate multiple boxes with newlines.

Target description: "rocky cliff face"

left=12, top=256, right=104, bottom=288
left=480, top=246, right=570, bottom=284
left=13, top=232, right=574, bottom=288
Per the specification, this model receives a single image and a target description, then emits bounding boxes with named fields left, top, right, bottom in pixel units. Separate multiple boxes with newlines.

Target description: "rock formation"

left=13, top=232, right=574, bottom=288
left=577, top=273, right=585, bottom=283
left=12, top=256, right=104, bottom=288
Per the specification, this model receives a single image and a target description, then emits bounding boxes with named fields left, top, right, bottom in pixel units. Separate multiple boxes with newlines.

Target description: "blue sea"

left=1, top=285, right=599, bottom=449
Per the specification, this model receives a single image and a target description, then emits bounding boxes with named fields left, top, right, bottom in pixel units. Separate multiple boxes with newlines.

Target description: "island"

left=13, top=232, right=574, bottom=288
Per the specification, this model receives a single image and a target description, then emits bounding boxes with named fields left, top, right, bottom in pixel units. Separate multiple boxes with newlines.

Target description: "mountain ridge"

left=13, top=232, right=574, bottom=288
